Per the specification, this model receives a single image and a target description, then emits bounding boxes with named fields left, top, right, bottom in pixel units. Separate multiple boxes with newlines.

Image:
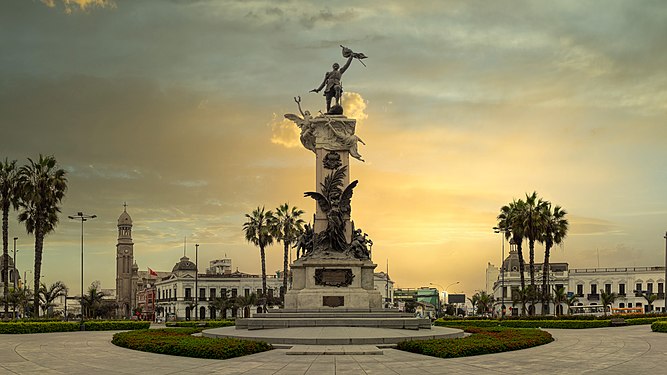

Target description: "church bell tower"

left=116, top=203, right=134, bottom=318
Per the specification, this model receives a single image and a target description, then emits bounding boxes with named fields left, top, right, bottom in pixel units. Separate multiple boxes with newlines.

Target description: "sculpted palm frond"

left=17, top=155, right=67, bottom=317
left=303, top=191, right=330, bottom=213
left=320, top=165, right=347, bottom=200
left=1, top=158, right=20, bottom=316
left=339, top=180, right=358, bottom=217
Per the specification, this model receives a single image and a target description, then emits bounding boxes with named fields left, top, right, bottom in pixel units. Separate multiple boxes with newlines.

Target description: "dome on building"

left=501, top=248, right=523, bottom=273
left=172, top=256, right=197, bottom=272
left=118, top=210, right=132, bottom=226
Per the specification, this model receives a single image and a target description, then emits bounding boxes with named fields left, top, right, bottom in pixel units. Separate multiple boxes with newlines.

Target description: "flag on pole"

left=148, top=267, right=158, bottom=277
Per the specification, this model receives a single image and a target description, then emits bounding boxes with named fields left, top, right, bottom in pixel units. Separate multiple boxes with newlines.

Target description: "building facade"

left=487, top=242, right=666, bottom=315
left=115, top=206, right=139, bottom=318
left=154, top=257, right=282, bottom=321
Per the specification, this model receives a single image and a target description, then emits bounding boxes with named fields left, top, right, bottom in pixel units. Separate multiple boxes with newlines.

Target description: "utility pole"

left=195, top=243, right=199, bottom=320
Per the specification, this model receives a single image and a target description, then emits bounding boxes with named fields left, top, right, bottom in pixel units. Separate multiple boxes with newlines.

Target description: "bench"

left=611, top=318, right=626, bottom=326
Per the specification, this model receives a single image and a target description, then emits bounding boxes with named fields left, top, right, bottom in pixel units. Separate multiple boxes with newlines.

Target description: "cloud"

left=41, top=0, right=116, bottom=14
left=342, top=92, right=368, bottom=123
left=269, top=114, right=301, bottom=148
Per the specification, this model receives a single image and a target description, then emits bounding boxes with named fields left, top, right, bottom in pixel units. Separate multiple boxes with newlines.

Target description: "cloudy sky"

left=2, top=0, right=666, bottom=297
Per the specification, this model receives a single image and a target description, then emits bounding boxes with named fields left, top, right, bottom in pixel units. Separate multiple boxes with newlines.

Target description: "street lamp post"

left=68, top=212, right=96, bottom=329
left=12, top=237, right=18, bottom=290
left=494, top=226, right=510, bottom=319
left=664, top=231, right=666, bottom=312
left=195, top=243, right=199, bottom=321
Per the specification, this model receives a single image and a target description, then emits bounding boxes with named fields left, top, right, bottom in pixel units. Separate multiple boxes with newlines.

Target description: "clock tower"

left=116, top=203, right=135, bottom=318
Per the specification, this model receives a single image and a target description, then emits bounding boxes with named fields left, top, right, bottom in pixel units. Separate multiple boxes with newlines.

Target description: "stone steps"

left=236, top=317, right=431, bottom=330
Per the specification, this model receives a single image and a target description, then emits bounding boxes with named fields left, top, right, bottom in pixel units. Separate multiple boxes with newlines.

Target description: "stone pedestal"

left=285, top=257, right=382, bottom=310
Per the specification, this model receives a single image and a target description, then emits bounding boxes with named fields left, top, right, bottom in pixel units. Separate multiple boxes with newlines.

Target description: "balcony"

left=587, top=293, right=600, bottom=301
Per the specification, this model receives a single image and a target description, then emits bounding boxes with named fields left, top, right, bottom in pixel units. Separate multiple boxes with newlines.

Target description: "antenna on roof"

left=184, top=236, right=187, bottom=257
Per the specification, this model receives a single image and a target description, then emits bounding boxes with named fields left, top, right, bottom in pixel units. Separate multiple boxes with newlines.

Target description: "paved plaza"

left=1, top=325, right=666, bottom=374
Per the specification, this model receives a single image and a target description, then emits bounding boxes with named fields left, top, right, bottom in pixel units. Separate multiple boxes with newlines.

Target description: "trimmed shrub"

left=397, top=327, right=553, bottom=358
left=165, top=320, right=234, bottom=328
left=625, top=317, right=667, bottom=326
left=0, top=320, right=150, bottom=334
left=651, top=321, right=667, bottom=332
left=434, top=319, right=611, bottom=329
left=112, top=328, right=271, bottom=359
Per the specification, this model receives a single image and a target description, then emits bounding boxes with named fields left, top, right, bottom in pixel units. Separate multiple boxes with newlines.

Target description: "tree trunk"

left=33, top=222, right=44, bottom=318
left=3, top=202, right=9, bottom=316
left=260, top=244, right=267, bottom=297
left=516, top=242, right=526, bottom=315
left=283, top=241, right=288, bottom=300
left=528, top=239, right=536, bottom=289
left=542, top=243, right=552, bottom=313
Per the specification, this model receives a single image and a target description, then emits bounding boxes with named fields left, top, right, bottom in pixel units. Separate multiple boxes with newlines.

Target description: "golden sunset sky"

left=1, top=0, right=666, bottom=297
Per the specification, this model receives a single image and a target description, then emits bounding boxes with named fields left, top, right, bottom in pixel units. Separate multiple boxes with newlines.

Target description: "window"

left=576, top=284, right=583, bottom=296
left=590, top=284, right=597, bottom=295
left=647, top=283, right=653, bottom=294
left=210, top=288, right=216, bottom=300
left=185, top=288, right=192, bottom=300
left=605, top=284, right=612, bottom=294
left=268, top=288, right=274, bottom=298
left=244, top=288, right=250, bottom=298
left=636, top=283, right=642, bottom=293
left=659, top=283, right=664, bottom=295
left=222, top=288, right=227, bottom=298
left=231, top=288, right=237, bottom=298
left=257, top=288, right=262, bottom=297
left=168, top=289, right=172, bottom=299
left=199, top=288, right=206, bottom=299
left=628, top=303, right=632, bottom=308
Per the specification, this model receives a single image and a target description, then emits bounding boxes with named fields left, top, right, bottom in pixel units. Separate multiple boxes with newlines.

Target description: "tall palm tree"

left=521, top=191, right=547, bottom=290
left=243, top=207, right=275, bottom=302
left=1, top=158, right=20, bottom=316
left=17, top=155, right=67, bottom=317
left=497, top=199, right=527, bottom=291
left=38, top=281, right=67, bottom=317
left=272, top=203, right=304, bottom=300
left=541, top=203, right=568, bottom=306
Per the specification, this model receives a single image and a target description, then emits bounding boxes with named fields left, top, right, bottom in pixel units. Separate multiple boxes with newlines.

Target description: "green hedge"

left=165, top=320, right=234, bottom=328
left=434, top=319, right=610, bottom=329
left=397, top=327, right=553, bottom=358
left=0, top=320, right=149, bottom=334
left=625, top=317, right=667, bottom=326
left=651, top=321, right=667, bottom=332
left=112, top=328, right=271, bottom=359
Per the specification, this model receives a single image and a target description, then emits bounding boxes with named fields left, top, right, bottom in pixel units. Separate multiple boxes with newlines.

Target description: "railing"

left=571, top=266, right=665, bottom=273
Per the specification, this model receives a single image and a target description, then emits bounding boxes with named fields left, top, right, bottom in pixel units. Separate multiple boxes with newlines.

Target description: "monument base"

left=284, top=257, right=382, bottom=310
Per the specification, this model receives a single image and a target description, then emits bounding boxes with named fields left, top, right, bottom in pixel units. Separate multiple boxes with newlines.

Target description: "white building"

left=155, top=256, right=282, bottom=321
left=373, top=271, right=394, bottom=307
left=487, top=242, right=666, bottom=315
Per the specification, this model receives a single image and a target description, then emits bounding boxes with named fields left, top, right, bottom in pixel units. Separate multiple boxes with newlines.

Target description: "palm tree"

left=272, top=203, right=304, bottom=301
left=17, top=155, right=67, bottom=317
left=468, top=294, right=479, bottom=315
left=234, top=293, right=258, bottom=318
left=81, top=282, right=106, bottom=319
left=600, top=291, right=616, bottom=316
left=639, top=292, right=658, bottom=313
left=211, top=291, right=234, bottom=319
left=243, top=207, right=275, bottom=306
left=512, top=287, right=530, bottom=316
left=474, top=291, right=494, bottom=316
left=565, top=294, right=579, bottom=315
left=497, top=199, right=527, bottom=290
left=8, top=287, right=33, bottom=318
left=521, top=191, right=547, bottom=290
left=39, top=281, right=67, bottom=317
left=540, top=203, right=568, bottom=308
left=1, top=158, right=20, bottom=316
left=552, top=286, right=567, bottom=316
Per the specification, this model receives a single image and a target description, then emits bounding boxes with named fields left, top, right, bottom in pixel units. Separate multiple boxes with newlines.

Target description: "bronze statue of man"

left=311, top=45, right=367, bottom=114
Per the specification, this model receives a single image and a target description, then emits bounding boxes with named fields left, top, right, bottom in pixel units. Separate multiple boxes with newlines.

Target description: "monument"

left=205, top=47, right=463, bottom=345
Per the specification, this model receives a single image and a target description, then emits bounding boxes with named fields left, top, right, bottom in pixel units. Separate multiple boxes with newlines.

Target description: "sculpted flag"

left=148, top=267, right=158, bottom=277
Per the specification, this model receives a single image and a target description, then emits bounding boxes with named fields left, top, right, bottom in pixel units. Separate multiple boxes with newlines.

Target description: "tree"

left=600, top=291, right=616, bottom=316
left=540, top=203, right=568, bottom=308
left=38, top=281, right=67, bottom=317
left=497, top=199, right=527, bottom=291
left=211, top=291, right=234, bottom=319
left=8, top=287, right=33, bottom=318
left=472, top=291, right=494, bottom=315
left=81, top=281, right=106, bottom=319
left=17, top=155, right=68, bottom=317
left=639, top=291, right=658, bottom=313
left=552, top=286, right=567, bottom=316
left=468, top=294, right=479, bottom=315
left=1, top=158, right=20, bottom=317
left=511, top=287, right=531, bottom=316
left=243, top=206, right=274, bottom=310
left=521, top=191, right=547, bottom=291
left=234, top=292, right=258, bottom=318
left=565, top=295, right=579, bottom=315
left=272, top=203, right=304, bottom=301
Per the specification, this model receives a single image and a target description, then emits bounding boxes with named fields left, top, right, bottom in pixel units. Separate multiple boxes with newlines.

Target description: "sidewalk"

left=0, top=325, right=665, bottom=374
